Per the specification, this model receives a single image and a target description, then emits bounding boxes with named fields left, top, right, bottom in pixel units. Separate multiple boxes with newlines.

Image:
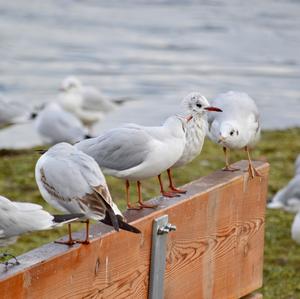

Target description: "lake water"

left=0, top=0, right=299, bottom=148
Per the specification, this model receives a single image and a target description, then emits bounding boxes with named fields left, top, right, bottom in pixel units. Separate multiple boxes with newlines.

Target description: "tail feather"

left=101, top=201, right=120, bottom=232
left=116, top=215, right=141, bottom=234
left=100, top=211, right=140, bottom=234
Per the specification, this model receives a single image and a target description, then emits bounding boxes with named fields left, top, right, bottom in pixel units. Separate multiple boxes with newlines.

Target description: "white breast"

left=172, top=117, right=207, bottom=168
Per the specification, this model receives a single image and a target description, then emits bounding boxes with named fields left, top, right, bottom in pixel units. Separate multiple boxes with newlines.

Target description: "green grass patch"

left=1, top=128, right=300, bottom=298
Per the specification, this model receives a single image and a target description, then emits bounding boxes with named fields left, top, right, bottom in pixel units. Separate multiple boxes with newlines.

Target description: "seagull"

left=268, top=155, right=300, bottom=212
left=0, top=195, right=81, bottom=265
left=58, top=76, right=116, bottom=130
left=35, top=142, right=140, bottom=245
left=166, top=92, right=222, bottom=194
left=0, top=95, right=31, bottom=128
left=207, top=91, right=261, bottom=178
left=292, top=211, right=300, bottom=244
left=75, top=115, right=190, bottom=209
left=34, top=102, right=90, bottom=145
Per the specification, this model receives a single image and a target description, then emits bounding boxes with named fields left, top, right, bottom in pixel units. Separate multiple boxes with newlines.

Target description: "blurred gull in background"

left=268, top=155, right=300, bottom=213
left=58, top=76, right=118, bottom=131
left=0, top=94, right=31, bottom=128
left=35, top=102, right=90, bottom=145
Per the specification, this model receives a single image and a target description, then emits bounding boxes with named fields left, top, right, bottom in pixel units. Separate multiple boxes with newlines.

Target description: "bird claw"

left=161, top=191, right=180, bottom=198
left=127, top=204, right=143, bottom=210
left=246, top=165, right=262, bottom=179
left=75, top=240, right=90, bottom=245
left=222, top=166, right=240, bottom=172
left=138, top=202, right=158, bottom=209
left=169, top=187, right=187, bottom=194
left=54, top=239, right=76, bottom=246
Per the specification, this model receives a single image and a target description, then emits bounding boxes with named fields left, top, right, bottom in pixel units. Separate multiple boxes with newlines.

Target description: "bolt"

left=157, top=223, right=176, bottom=235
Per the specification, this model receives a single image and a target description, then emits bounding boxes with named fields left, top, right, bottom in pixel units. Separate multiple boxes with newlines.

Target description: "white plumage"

left=167, top=92, right=222, bottom=193
left=35, top=142, right=140, bottom=244
left=0, top=195, right=57, bottom=247
left=58, top=76, right=116, bottom=129
left=75, top=115, right=188, bottom=208
left=268, top=155, right=300, bottom=212
left=207, top=91, right=261, bottom=178
left=0, top=95, right=30, bottom=127
left=35, top=102, right=89, bottom=145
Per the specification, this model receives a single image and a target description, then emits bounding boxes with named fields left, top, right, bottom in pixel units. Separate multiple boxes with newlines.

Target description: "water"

left=0, top=0, right=300, bottom=148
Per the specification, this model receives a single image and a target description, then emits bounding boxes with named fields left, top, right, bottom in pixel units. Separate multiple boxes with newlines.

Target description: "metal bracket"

left=148, top=215, right=177, bottom=299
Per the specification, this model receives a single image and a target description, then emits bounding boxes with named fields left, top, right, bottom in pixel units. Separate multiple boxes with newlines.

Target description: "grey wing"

left=268, top=176, right=300, bottom=211
left=82, top=87, right=115, bottom=112
left=77, top=127, right=150, bottom=171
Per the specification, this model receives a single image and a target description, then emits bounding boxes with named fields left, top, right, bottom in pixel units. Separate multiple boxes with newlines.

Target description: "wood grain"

left=0, top=161, right=269, bottom=299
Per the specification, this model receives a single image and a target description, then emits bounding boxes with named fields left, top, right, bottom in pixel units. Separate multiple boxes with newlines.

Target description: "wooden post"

left=0, top=161, right=269, bottom=299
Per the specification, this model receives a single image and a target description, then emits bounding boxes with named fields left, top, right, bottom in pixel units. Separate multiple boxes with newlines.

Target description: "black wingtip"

left=84, top=134, right=93, bottom=139
left=53, top=213, right=84, bottom=223
left=35, top=149, right=48, bottom=155
left=117, top=216, right=141, bottom=234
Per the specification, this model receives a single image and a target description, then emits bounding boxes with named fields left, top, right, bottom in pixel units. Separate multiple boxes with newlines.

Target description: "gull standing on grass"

left=0, top=195, right=81, bottom=265
left=268, top=155, right=300, bottom=212
left=34, top=102, right=90, bottom=145
left=58, top=76, right=116, bottom=130
left=75, top=115, right=190, bottom=209
left=207, top=91, right=261, bottom=178
left=35, top=142, right=140, bottom=245
left=165, top=92, right=222, bottom=194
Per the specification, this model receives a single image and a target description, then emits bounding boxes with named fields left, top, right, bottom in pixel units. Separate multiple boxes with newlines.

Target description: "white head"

left=182, top=92, right=222, bottom=116
left=217, top=121, right=243, bottom=148
left=60, top=76, right=82, bottom=92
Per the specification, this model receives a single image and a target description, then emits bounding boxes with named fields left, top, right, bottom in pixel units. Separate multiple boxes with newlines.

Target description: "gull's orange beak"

left=218, top=136, right=226, bottom=143
left=204, top=106, right=223, bottom=112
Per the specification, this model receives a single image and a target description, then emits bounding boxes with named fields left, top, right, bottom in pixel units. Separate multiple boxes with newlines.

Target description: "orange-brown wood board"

left=0, top=160, right=269, bottom=299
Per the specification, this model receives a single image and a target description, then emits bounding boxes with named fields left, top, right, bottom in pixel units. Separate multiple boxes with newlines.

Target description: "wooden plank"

left=0, top=161, right=269, bottom=299
left=241, top=293, right=263, bottom=299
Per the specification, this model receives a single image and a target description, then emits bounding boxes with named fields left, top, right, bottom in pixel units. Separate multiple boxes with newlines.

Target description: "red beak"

left=204, top=106, right=223, bottom=112
left=185, top=115, right=193, bottom=122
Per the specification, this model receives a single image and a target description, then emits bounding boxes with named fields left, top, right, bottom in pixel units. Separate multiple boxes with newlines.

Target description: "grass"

left=1, top=128, right=300, bottom=298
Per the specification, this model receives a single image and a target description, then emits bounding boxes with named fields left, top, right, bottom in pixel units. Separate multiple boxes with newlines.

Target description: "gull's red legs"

left=222, top=147, right=240, bottom=172
left=137, top=181, right=157, bottom=209
left=125, top=180, right=141, bottom=210
left=167, top=168, right=187, bottom=194
left=157, top=174, right=179, bottom=198
left=55, top=223, right=76, bottom=245
left=245, top=146, right=261, bottom=179
left=76, top=220, right=90, bottom=244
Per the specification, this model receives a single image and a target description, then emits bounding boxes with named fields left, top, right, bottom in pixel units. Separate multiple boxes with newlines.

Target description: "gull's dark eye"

left=196, top=103, right=202, bottom=108
left=230, top=130, right=234, bottom=136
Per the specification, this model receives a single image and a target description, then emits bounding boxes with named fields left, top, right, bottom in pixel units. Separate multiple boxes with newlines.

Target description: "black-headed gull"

left=75, top=115, right=190, bottom=209
left=35, top=142, right=140, bottom=245
left=207, top=91, right=261, bottom=178
left=0, top=195, right=81, bottom=264
left=58, top=76, right=116, bottom=129
left=166, top=92, right=222, bottom=194
left=34, top=102, right=90, bottom=145
left=268, top=155, right=300, bottom=212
